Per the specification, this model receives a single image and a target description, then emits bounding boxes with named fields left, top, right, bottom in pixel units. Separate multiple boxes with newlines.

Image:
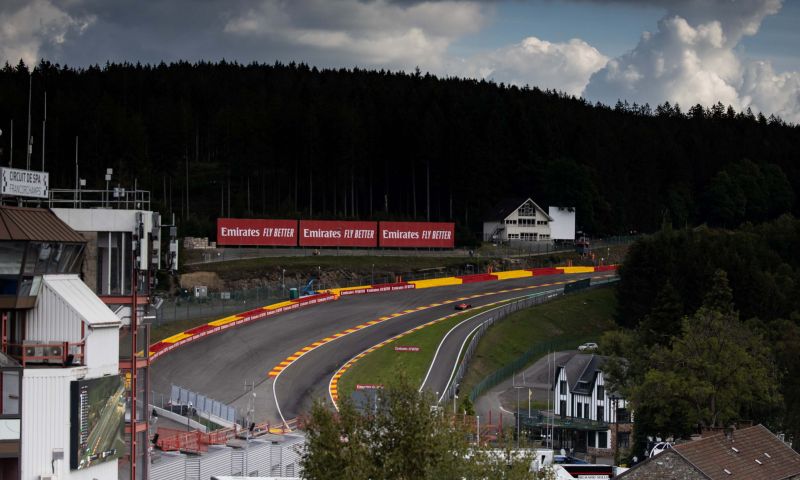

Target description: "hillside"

left=1, top=60, right=798, bottom=239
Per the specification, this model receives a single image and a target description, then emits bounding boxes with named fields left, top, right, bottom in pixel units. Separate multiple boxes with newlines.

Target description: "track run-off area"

left=150, top=267, right=616, bottom=428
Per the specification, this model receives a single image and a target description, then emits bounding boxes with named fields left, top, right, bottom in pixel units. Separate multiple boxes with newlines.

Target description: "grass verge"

left=337, top=302, right=513, bottom=399
left=460, top=287, right=618, bottom=397
left=185, top=255, right=496, bottom=280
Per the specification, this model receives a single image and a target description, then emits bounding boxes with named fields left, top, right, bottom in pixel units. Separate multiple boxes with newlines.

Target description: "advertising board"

left=217, top=218, right=297, bottom=246
left=299, top=220, right=378, bottom=247
left=379, top=221, right=455, bottom=248
left=0, top=167, right=49, bottom=198
left=70, top=375, right=126, bottom=470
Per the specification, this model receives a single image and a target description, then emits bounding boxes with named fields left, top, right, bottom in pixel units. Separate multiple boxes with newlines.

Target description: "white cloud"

left=740, top=61, right=800, bottom=121
left=584, top=0, right=800, bottom=123
left=223, top=0, right=487, bottom=71
left=456, top=36, right=608, bottom=96
left=0, top=0, right=94, bottom=67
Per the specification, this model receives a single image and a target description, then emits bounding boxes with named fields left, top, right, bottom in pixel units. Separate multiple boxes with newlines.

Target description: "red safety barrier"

left=149, top=293, right=337, bottom=361
left=157, top=418, right=300, bottom=454
left=457, top=273, right=498, bottom=284
left=594, top=265, right=618, bottom=272
left=156, top=429, right=206, bottom=454
left=184, top=324, right=216, bottom=335
left=149, top=341, right=169, bottom=353
left=529, top=267, right=563, bottom=275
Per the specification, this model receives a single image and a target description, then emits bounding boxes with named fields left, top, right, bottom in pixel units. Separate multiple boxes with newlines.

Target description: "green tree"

left=638, top=280, right=684, bottom=346
left=608, top=271, right=781, bottom=441
left=301, top=377, right=554, bottom=479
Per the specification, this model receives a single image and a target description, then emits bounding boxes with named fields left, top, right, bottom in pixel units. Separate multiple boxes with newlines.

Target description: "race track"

left=150, top=272, right=599, bottom=425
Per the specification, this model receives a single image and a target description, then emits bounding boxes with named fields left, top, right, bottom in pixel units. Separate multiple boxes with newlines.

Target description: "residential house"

left=616, top=424, right=800, bottom=480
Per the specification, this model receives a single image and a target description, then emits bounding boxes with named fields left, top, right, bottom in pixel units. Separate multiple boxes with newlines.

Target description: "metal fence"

left=153, top=266, right=536, bottom=324
left=445, top=290, right=564, bottom=402
left=467, top=278, right=620, bottom=403
left=183, top=235, right=641, bottom=266
left=150, top=385, right=237, bottom=424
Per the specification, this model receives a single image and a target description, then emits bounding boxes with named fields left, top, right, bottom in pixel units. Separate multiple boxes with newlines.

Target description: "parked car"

left=454, top=303, right=473, bottom=311
left=578, top=342, right=598, bottom=351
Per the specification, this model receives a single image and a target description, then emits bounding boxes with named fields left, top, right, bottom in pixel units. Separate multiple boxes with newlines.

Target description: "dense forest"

left=1, top=60, right=799, bottom=240
left=606, top=219, right=800, bottom=455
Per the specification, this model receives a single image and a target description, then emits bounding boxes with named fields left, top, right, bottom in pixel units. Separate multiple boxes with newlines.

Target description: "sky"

left=2, top=0, right=800, bottom=122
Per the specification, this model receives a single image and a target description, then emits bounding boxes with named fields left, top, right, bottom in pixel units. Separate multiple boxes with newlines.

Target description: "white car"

left=578, top=343, right=598, bottom=351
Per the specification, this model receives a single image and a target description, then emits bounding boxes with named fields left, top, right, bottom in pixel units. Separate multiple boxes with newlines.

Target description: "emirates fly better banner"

left=379, top=221, right=455, bottom=248
left=299, top=220, right=378, bottom=247
left=217, top=218, right=297, bottom=246
left=216, top=219, right=455, bottom=248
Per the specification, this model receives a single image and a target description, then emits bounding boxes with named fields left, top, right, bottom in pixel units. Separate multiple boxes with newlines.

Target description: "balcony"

left=519, top=410, right=609, bottom=432
left=4, top=340, right=85, bottom=368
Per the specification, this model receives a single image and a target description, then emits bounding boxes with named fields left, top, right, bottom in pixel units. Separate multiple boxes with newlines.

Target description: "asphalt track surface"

left=418, top=288, right=564, bottom=403
left=150, top=273, right=597, bottom=425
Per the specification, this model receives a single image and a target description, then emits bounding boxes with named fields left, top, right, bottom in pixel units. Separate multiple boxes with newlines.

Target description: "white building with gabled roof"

left=483, top=198, right=555, bottom=242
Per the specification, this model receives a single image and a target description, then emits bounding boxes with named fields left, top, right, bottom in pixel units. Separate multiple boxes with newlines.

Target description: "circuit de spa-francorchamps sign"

left=0, top=167, right=49, bottom=199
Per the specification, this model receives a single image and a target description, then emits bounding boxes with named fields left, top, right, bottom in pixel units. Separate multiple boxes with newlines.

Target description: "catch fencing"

left=467, top=277, right=620, bottom=403
left=150, top=385, right=237, bottom=424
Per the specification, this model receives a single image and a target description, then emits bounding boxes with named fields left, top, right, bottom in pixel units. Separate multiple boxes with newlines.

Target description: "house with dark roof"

left=616, top=424, right=800, bottom=480
left=551, top=354, right=632, bottom=463
left=482, top=198, right=557, bottom=242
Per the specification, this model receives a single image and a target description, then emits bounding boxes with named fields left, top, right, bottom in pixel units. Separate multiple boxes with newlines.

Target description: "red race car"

left=454, top=303, right=473, bottom=311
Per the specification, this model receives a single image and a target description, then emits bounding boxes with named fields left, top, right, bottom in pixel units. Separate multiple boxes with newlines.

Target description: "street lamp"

left=105, top=168, right=113, bottom=207
left=186, top=401, right=193, bottom=432
left=453, top=383, right=459, bottom=415
left=611, top=394, right=619, bottom=464
left=513, top=372, right=525, bottom=448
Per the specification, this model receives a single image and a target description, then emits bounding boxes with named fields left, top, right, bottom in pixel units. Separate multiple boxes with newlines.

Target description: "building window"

left=1, top=369, right=21, bottom=416
left=576, top=402, right=582, bottom=418
left=618, top=432, right=630, bottom=449
left=560, top=380, right=567, bottom=395
left=97, top=232, right=128, bottom=295
left=597, top=405, right=604, bottom=422
left=518, top=202, right=535, bottom=217
left=597, top=385, right=604, bottom=400
left=584, top=403, right=589, bottom=418
left=598, top=431, right=608, bottom=449
left=616, top=408, right=631, bottom=423
left=588, top=432, right=596, bottom=448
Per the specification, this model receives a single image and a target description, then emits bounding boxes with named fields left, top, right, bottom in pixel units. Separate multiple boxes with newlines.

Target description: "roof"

left=556, top=354, right=609, bottom=394
left=618, top=425, right=800, bottom=480
left=0, top=205, right=86, bottom=243
left=42, top=275, right=120, bottom=328
left=672, top=424, right=800, bottom=480
left=485, top=197, right=554, bottom=222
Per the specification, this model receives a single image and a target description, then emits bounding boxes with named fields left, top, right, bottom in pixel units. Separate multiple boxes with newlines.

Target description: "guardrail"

left=444, top=291, right=563, bottom=403
left=155, top=418, right=298, bottom=454
left=467, top=277, right=620, bottom=403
